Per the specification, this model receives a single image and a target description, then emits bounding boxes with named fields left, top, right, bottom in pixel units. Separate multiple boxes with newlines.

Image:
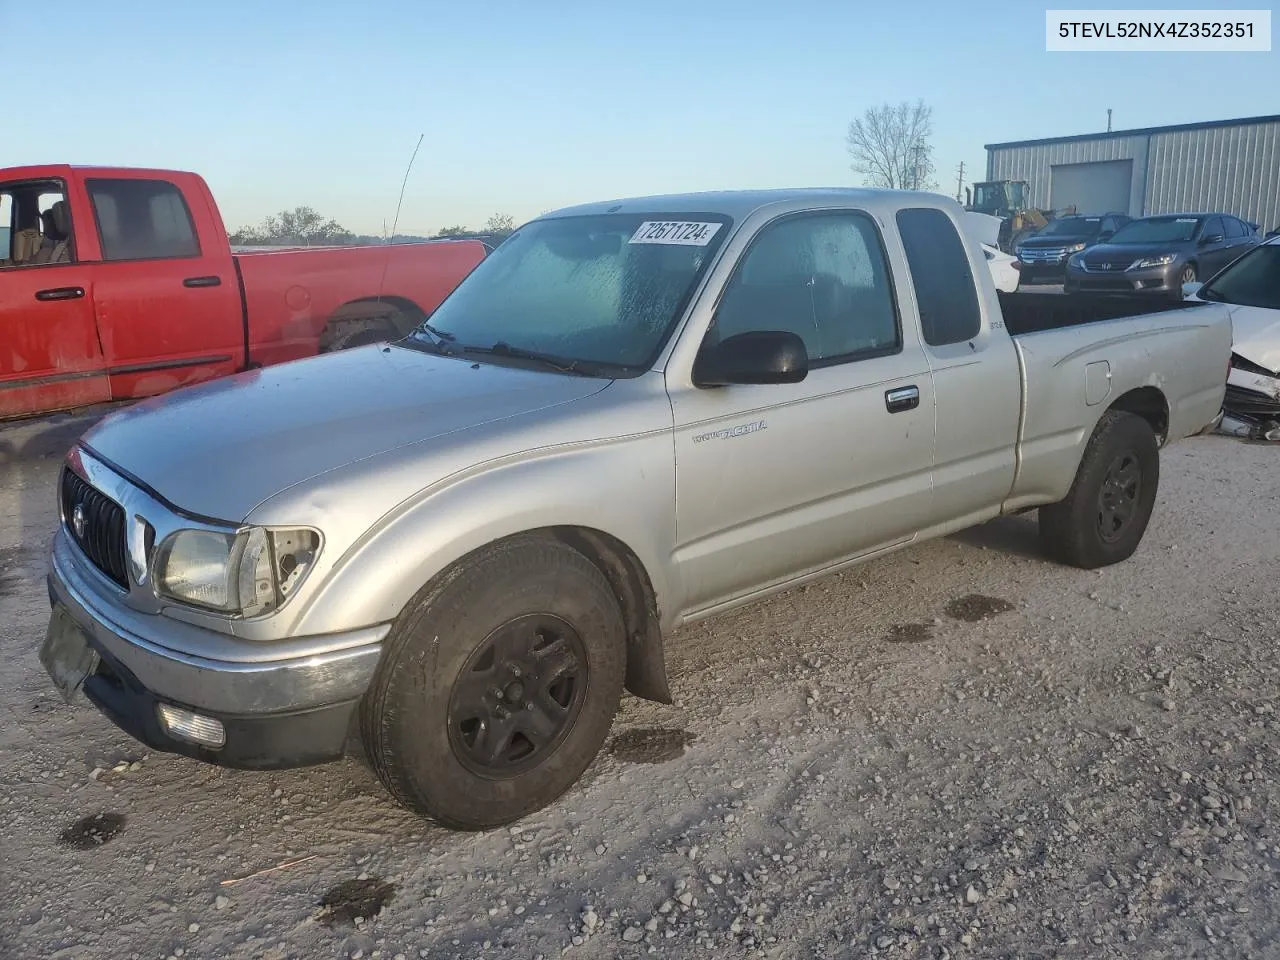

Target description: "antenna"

left=1106, top=108, right=1112, bottom=132
left=376, top=133, right=425, bottom=306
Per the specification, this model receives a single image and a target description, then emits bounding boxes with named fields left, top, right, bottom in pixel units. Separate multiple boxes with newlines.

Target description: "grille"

left=60, top=468, right=130, bottom=589
left=1081, top=260, right=1128, bottom=273
left=1020, top=247, right=1067, bottom=262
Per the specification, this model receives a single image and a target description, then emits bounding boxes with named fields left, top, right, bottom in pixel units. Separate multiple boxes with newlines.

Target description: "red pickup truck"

left=0, top=165, right=490, bottom=420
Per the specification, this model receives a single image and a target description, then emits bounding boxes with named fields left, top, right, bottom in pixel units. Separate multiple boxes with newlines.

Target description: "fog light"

left=156, top=703, right=226, bottom=748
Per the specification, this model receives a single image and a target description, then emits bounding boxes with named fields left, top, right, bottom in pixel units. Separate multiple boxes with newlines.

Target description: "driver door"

left=667, top=209, right=936, bottom=615
left=0, top=178, right=108, bottom=419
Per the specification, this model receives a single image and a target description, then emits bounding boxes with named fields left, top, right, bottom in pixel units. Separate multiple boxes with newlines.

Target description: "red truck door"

left=79, top=172, right=244, bottom=399
left=0, top=172, right=110, bottom=419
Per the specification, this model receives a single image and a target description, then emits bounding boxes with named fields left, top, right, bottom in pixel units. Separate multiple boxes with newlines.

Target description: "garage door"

left=1049, top=160, right=1133, bottom=215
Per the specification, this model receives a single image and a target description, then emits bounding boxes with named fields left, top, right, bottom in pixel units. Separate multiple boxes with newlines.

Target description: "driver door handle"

left=885, top=385, right=920, bottom=413
left=35, top=286, right=85, bottom=302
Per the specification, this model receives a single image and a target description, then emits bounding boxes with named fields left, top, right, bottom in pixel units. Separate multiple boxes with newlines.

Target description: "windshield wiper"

left=422, top=322, right=456, bottom=342
left=400, top=324, right=458, bottom=356
left=455, top=341, right=599, bottom=375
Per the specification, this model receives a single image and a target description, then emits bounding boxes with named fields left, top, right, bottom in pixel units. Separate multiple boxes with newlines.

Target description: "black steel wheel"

left=1096, top=451, right=1142, bottom=544
left=1039, top=410, right=1160, bottom=569
left=447, top=614, right=590, bottom=779
left=360, top=535, right=626, bottom=830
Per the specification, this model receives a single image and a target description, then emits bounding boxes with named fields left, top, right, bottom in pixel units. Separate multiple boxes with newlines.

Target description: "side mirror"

left=1199, top=233, right=1224, bottom=246
left=693, top=330, right=808, bottom=387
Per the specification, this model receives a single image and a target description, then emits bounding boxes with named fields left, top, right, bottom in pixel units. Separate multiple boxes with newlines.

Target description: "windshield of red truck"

left=414, top=213, right=733, bottom=375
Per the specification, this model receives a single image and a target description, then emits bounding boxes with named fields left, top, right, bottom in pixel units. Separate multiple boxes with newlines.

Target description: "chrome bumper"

left=49, top=530, right=388, bottom=716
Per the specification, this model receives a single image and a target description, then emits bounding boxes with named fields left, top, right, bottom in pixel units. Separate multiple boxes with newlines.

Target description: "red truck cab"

left=0, top=165, right=489, bottom=420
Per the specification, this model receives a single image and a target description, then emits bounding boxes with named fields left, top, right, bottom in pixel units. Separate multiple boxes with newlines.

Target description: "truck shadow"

left=946, top=512, right=1045, bottom=561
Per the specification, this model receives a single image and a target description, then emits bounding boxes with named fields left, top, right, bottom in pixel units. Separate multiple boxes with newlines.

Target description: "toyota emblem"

left=72, top=503, right=86, bottom=538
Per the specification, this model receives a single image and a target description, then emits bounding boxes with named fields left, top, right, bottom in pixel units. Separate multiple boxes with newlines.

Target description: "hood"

left=1019, top=232, right=1095, bottom=249
left=1228, top=304, right=1280, bottom=374
left=79, top=345, right=612, bottom=520
left=1080, top=241, right=1188, bottom=266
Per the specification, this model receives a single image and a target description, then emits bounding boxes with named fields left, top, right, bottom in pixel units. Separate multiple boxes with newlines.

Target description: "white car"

left=982, top=243, right=1021, bottom=293
left=1184, top=235, right=1280, bottom=439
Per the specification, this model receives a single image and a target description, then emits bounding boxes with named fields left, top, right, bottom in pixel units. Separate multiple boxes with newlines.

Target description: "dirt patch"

left=944, top=594, right=1015, bottom=622
left=608, top=728, right=696, bottom=764
left=58, top=813, right=126, bottom=850
left=885, top=623, right=933, bottom=643
left=315, top=877, right=397, bottom=927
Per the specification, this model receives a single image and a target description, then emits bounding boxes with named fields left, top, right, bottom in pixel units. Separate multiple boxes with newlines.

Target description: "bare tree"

left=483, top=213, right=515, bottom=237
left=846, top=100, right=938, bottom=191
left=230, top=206, right=353, bottom=246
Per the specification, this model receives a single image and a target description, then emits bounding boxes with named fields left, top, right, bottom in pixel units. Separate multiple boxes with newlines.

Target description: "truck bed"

left=997, top=291, right=1208, bottom=336
left=1001, top=294, right=1232, bottom=513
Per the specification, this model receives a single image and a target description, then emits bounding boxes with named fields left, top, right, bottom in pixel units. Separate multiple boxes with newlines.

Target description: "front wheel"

left=360, top=535, right=626, bottom=830
left=1038, top=410, right=1159, bottom=569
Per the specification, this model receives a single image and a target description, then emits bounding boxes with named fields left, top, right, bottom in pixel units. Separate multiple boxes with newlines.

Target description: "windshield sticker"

left=630, top=221, right=722, bottom=246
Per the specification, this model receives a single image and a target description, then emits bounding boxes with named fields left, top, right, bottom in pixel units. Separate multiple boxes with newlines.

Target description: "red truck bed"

left=0, top=164, right=488, bottom=421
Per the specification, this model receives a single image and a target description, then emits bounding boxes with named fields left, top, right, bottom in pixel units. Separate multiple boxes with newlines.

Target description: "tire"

left=360, top=535, right=626, bottom=830
left=1179, top=263, right=1197, bottom=286
left=1038, top=410, right=1159, bottom=569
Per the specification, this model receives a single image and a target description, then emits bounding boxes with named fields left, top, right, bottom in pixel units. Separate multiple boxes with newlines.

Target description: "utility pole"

left=1107, top=108, right=1112, bottom=132
left=955, top=161, right=966, bottom=202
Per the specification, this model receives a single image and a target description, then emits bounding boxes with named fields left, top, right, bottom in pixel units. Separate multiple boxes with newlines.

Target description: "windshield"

left=413, top=212, right=732, bottom=374
left=972, top=184, right=1004, bottom=209
left=1039, top=217, right=1101, bottom=237
left=1106, top=216, right=1201, bottom=244
left=1199, top=243, right=1280, bottom=309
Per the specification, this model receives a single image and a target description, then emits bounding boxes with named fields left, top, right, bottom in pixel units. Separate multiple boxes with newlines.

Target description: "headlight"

left=1130, top=253, right=1176, bottom=269
left=156, top=527, right=320, bottom=616
left=1066, top=242, right=1087, bottom=253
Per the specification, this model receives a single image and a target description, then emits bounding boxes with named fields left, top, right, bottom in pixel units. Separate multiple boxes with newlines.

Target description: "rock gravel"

left=3, top=413, right=1279, bottom=959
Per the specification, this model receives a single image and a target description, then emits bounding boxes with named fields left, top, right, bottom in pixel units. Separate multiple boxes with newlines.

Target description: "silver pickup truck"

left=40, top=188, right=1230, bottom=829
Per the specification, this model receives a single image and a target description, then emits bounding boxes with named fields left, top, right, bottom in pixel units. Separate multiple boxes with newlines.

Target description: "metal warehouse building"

left=985, top=113, right=1280, bottom=232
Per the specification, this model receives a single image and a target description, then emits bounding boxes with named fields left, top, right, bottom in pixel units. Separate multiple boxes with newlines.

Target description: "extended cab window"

left=0, top=180, right=75, bottom=268
left=895, top=207, right=980, bottom=347
left=87, top=178, right=201, bottom=261
left=709, top=211, right=900, bottom=364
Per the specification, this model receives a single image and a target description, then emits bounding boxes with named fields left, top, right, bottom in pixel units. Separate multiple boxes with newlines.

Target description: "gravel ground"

left=2, top=412, right=1278, bottom=960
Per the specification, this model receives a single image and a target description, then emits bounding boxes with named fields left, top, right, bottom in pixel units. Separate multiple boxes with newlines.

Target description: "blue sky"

left=4, top=0, right=1276, bottom=235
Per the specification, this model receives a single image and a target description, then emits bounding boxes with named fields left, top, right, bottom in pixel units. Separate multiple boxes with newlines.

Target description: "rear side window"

left=87, top=178, right=201, bottom=261
left=1224, top=217, right=1245, bottom=239
left=895, top=207, right=981, bottom=346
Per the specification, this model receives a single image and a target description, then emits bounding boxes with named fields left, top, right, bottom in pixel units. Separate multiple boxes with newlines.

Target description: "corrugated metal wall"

left=987, top=119, right=1280, bottom=229
left=1145, top=121, right=1280, bottom=229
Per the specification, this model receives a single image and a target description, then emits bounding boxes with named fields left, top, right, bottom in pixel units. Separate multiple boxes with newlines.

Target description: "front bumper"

left=1014, top=262, right=1067, bottom=285
left=47, top=531, right=389, bottom=769
left=1065, top=262, right=1180, bottom=295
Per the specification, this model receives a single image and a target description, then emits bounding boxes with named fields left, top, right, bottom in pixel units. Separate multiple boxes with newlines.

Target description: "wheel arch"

left=319, top=295, right=426, bottom=351
left=1106, top=386, right=1169, bottom=444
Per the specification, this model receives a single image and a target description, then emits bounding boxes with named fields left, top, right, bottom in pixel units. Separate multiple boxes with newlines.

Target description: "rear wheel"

left=360, top=535, right=626, bottom=830
left=1038, top=410, right=1159, bottom=569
